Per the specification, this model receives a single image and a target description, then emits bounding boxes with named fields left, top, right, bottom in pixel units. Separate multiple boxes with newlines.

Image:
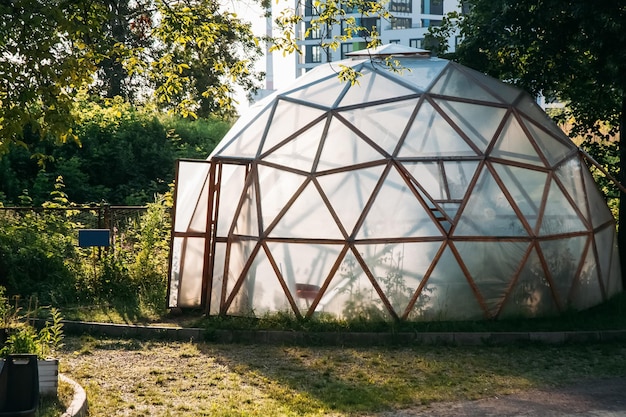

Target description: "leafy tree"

left=431, top=0, right=626, bottom=283
left=0, top=0, right=262, bottom=153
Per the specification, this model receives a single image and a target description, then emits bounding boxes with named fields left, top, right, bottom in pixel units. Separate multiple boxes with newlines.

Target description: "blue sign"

left=78, top=229, right=110, bottom=247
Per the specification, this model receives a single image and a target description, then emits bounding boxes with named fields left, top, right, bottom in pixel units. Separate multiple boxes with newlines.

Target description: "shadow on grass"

left=196, top=340, right=626, bottom=415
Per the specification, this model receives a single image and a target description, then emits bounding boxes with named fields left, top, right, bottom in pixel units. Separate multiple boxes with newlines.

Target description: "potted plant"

left=0, top=287, right=64, bottom=396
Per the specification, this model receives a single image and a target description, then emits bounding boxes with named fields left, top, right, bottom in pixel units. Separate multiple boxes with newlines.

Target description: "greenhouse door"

left=167, top=158, right=217, bottom=310
left=167, top=158, right=252, bottom=313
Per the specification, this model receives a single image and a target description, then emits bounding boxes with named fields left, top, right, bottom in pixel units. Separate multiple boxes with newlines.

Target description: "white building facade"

left=295, top=0, right=467, bottom=76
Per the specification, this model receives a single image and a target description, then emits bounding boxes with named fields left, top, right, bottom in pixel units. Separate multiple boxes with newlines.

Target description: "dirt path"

left=375, top=377, right=626, bottom=416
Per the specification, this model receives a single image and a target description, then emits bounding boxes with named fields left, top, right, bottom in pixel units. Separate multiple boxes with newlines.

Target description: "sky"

left=227, top=0, right=298, bottom=112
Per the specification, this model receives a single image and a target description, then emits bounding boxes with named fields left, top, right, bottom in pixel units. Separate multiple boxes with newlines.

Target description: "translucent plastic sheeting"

left=539, top=178, right=587, bottom=236
left=596, top=226, right=622, bottom=298
left=400, top=101, right=478, bottom=157
left=262, top=119, right=325, bottom=173
left=316, top=116, right=387, bottom=171
left=357, top=167, right=443, bottom=239
left=492, top=163, right=547, bottom=232
left=555, top=157, right=591, bottom=225
left=257, top=165, right=307, bottom=233
left=434, top=99, right=507, bottom=153
left=570, top=244, right=603, bottom=310
left=490, top=115, right=545, bottom=167
left=337, top=99, right=419, bottom=157
left=356, top=241, right=443, bottom=316
left=213, top=105, right=272, bottom=158
left=454, top=166, right=529, bottom=237
left=269, top=181, right=344, bottom=239
left=315, top=250, right=393, bottom=321
left=215, top=164, right=251, bottom=237
left=316, top=166, right=385, bottom=235
left=339, top=70, right=419, bottom=107
left=454, top=240, right=529, bottom=317
left=174, top=160, right=211, bottom=234
left=522, top=117, right=574, bottom=167
left=388, top=58, right=449, bottom=92
left=499, top=246, right=559, bottom=318
left=175, top=237, right=205, bottom=308
left=581, top=163, right=617, bottom=229
left=539, top=236, right=586, bottom=308
left=261, top=100, right=327, bottom=156
left=430, top=66, right=503, bottom=104
left=410, top=245, right=485, bottom=321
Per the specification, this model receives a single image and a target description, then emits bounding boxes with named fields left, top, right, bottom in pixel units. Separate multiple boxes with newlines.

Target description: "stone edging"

left=59, top=374, right=88, bottom=417
left=58, top=320, right=626, bottom=346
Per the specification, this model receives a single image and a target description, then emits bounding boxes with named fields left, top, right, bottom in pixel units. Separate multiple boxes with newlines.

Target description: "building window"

left=305, top=22, right=324, bottom=40
left=421, top=0, right=444, bottom=15
left=304, top=0, right=319, bottom=16
left=461, top=1, right=472, bottom=15
left=306, top=45, right=323, bottom=63
left=391, top=17, right=411, bottom=30
left=389, top=0, right=411, bottom=13
left=389, top=39, right=401, bottom=44
left=342, top=17, right=379, bottom=37
left=421, top=19, right=442, bottom=27
left=341, top=43, right=354, bottom=59
left=410, top=38, right=424, bottom=48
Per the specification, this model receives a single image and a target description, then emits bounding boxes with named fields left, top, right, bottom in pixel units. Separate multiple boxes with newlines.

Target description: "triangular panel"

left=409, top=245, right=485, bottom=321
left=581, top=166, right=616, bottom=228
left=538, top=236, right=587, bottom=308
left=443, top=161, right=480, bottom=200
left=490, top=114, right=546, bottom=167
left=356, top=241, right=442, bottom=316
left=268, top=181, right=344, bottom=239
left=555, top=157, right=591, bottom=225
left=226, top=246, right=293, bottom=316
left=459, top=65, right=522, bottom=104
left=539, top=178, right=588, bottom=236
left=399, top=101, right=478, bottom=157
left=357, top=167, right=443, bottom=239
left=338, top=98, right=419, bottom=156
left=224, top=239, right=259, bottom=314
left=316, top=117, right=386, bottom=171
left=284, top=73, right=349, bottom=108
left=316, top=166, right=385, bottom=235
left=266, top=242, right=344, bottom=311
left=403, top=161, right=446, bottom=199
left=258, top=165, right=308, bottom=232
left=516, top=94, right=570, bottom=140
left=498, top=246, right=558, bottom=318
left=595, top=226, right=622, bottom=297
left=493, top=163, right=547, bottom=231
left=261, top=101, right=327, bottom=154
left=435, top=99, right=507, bottom=152
left=391, top=59, right=449, bottom=91
left=316, top=250, right=393, bottom=321
left=233, top=180, right=259, bottom=237
left=454, top=166, right=529, bottom=237
left=569, top=244, right=603, bottom=310
left=455, top=241, right=529, bottom=317
left=340, top=70, right=419, bottom=107
left=521, top=116, right=574, bottom=167
left=261, top=119, right=325, bottom=173
left=429, top=65, right=503, bottom=104
left=214, top=105, right=272, bottom=158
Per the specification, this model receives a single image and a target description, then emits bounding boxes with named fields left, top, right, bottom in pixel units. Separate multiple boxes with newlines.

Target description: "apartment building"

left=295, top=0, right=467, bottom=76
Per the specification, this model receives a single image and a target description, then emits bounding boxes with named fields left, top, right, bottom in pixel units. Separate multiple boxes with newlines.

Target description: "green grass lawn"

left=57, top=336, right=626, bottom=416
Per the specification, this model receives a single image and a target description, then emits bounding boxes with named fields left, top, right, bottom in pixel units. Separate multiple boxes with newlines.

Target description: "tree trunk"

left=619, top=94, right=626, bottom=288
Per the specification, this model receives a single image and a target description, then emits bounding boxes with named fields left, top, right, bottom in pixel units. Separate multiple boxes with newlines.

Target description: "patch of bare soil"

left=376, top=377, right=626, bottom=417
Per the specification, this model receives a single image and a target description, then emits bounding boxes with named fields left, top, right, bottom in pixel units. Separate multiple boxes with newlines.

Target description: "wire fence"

left=0, top=205, right=160, bottom=247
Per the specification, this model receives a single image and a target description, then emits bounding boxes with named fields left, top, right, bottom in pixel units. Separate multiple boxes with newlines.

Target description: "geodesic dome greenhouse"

left=167, top=45, right=622, bottom=321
